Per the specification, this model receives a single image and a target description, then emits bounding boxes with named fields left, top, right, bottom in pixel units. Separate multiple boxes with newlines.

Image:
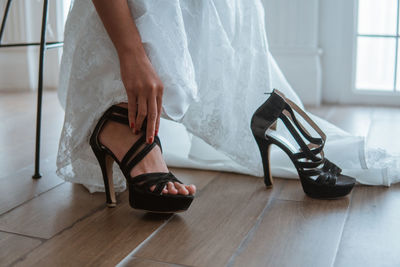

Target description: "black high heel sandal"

left=89, top=105, right=194, bottom=213
left=250, top=89, right=356, bottom=199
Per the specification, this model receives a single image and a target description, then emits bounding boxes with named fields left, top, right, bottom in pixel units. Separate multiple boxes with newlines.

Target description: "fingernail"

left=155, top=129, right=158, bottom=136
left=148, top=136, right=153, bottom=144
left=130, top=122, right=134, bottom=129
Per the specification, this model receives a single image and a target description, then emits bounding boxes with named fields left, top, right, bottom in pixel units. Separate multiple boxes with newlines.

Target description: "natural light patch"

left=358, top=0, right=397, bottom=35
left=355, top=0, right=399, bottom=92
left=355, top=37, right=395, bottom=91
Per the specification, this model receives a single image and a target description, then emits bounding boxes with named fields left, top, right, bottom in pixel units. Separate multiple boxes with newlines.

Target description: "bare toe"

left=174, top=182, right=189, bottom=195
left=186, top=184, right=196, bottom=195
left=150, top=185, right=156, bottom=192
left=167, top=182, right=178, bottom=195
left=162, top=185, right=168, bottom=194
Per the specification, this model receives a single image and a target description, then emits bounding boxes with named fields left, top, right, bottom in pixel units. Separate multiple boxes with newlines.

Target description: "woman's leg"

left=98, top=103, right=196, bottom=195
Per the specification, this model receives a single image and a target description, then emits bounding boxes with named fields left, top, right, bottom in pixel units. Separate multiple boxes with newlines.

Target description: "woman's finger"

left=146, top=96, right=157, bottom=144
left=155, top=95, right=162, bottom=136
left=135, top=96, right=147, bottom=134
left=127, top=93, right=137, bottom=133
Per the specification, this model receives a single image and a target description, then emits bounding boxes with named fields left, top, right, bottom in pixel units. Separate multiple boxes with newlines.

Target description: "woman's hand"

left=92, top=0, right=162, bottom=144
left=119, top=52, right=163, bottom=144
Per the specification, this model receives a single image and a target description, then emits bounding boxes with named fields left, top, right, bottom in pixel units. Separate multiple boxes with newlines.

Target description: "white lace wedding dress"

left=57, top=0, right=400, bottom=193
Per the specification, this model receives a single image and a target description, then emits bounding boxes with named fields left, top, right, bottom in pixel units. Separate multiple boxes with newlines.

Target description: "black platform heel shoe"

left=250, top=89, right=356, bottom=199
left=89, top=105, right=194, bottom=213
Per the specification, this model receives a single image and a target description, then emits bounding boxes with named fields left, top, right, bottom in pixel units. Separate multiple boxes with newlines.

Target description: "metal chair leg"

left=32, top=0, right=49, bottom=179
left=0, top=0, right=13, bottom=44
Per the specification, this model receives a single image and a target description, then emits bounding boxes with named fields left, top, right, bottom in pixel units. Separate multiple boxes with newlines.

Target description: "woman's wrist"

left=118, top=50, right=151, bottom=72
left=117, top=43, right=147, bottom=61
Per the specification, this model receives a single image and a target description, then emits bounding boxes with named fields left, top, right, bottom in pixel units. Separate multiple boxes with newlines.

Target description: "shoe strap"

left=130, top=172, right=183, bottom=194
left=279, top=113, right=323, bottom=162
left=271, top=90, right=340, bottom=185
left=293, top=145, right=324, bottom=161
left=297, top=158, right=341, bottom=185
left=120, top=135, right=163, bottom=178
left=295, top=158, right=324, bottom=169
left=273, top=89, right=326, bottom=162
left=154, top=135, right=163, bottom=153
left=108, top=105, right=129, bottom=116
left=108, top=114, right=129, bottom=125
left=99, top=105, right=163, bottom=177
left=282, top=108, right=324, bottom=146
left=123, top=141, right=157, bottom=178
left=274, top=89, right=326, bottom=143
left=315, top=159, right=340, bottom=185
left=105, top=105, right=148, bottom=129
left=106, top=107, right=161, bottom=152
left=121, top=134, right=147, bottom=167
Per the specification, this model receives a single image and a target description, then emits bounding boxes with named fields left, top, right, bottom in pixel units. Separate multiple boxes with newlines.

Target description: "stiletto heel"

left=251, top=89, right=356, bottom=199
left=253, top=135, right=273, bottom=188
left=89, top=105, right=194, bottom=213
left=91, top=146, right=116, bottom=207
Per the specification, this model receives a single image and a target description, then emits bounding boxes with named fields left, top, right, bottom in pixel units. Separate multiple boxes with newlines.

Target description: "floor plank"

left=367, top=107, right=400, bottom=155
left=272, top=178, right=353, bottom=202
left=0, top=91, right=63, bottom=181
left=14, top=193, right=170, bottom=267
left=0, top=114, right=62, bottom=151
left=118, top=257, right=183, bottom=267
left=0, top=91, right=63, bottom=154
left=0, top=140, right=59, bottom=179
left=0, top=155, right=63, bottom=215
left=0, top=182, right=105, bottom=239
left=0, top=231, right=41, bottom=266
left=323, top=106, right=373, bottom=136
left=14, top=169, right=217, bottom=267
left=0, top=92, right=41, bottom=119
left=168, top=167, right=219, bottom=191
left=334, top=184, right=400, bottom=267
left=232, top=198, right=350, bottom=267
left=133, top=172, right=279, bottom=267
left=1, top=91, right=400, bottom=267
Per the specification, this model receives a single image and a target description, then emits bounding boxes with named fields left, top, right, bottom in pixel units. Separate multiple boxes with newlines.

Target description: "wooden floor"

left=1, top=91, right=399, bottom=267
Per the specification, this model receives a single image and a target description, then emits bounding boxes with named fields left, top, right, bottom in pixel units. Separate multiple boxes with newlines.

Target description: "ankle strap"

left=105, top=105, right=129, bottom=125
left=103, top=105, right=163, bottom=178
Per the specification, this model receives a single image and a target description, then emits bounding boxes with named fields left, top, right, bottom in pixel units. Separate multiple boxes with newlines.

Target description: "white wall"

left=263, top=0, right=322, bottom=106
left=0, top=0, right=362, bottom=106
left=0, top=0, right=31, bottom=91
left=2, top=0, right=324, bottom=103
left=319, top=0, right=356, bottom=104
left=0, top=0, right=62, bottom=91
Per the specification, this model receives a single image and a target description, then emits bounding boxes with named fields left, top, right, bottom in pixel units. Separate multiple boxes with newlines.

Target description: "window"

left=355, top=0, right=400, bottom=92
